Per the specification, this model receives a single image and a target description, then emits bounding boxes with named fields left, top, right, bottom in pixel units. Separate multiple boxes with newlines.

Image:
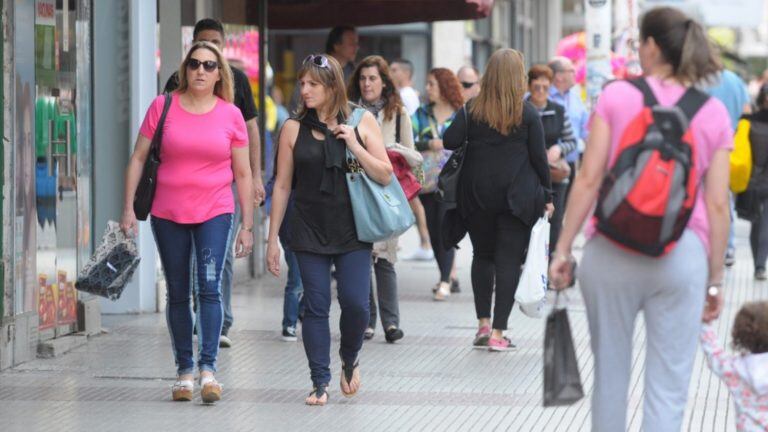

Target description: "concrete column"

left=431, top=21, right=466, bottom=75
left=100, top=0, right=157, bottom=314
left=159, top=0, right=183, bottom=90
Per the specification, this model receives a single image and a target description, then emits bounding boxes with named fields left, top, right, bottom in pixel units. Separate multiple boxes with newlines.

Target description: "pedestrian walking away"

left=705, top=69, right=752, bottom=267
left=412, top=68, right=464, bottom=300
left=549, top=7, right=731, bottom=431
left=526, top=64, right=578, bottom=254
left=267, top=53, right=393, bottom=406
left=443, top=49, right=553, bottom=352
left=121, top=41, right=254, bottom=404
left=735, top=86, right=768, bottom=280
left=348, top=55, right=415, bottom=343
left=700, top=301, right=768, bottom=430
left=163, top=18, right=265, bottom=348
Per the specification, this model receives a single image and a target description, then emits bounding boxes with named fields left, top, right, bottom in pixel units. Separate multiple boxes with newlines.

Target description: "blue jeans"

left=281, top=239, right=304, bottom=329
left=152, top=213, right=233, bottom=375
left=295, top=249, right=372, bottom=387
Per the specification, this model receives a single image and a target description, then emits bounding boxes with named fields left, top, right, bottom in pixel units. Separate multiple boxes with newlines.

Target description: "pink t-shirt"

left=139, top=94, right=248, bottom=224
left=586, top=77, right=733, bottom=254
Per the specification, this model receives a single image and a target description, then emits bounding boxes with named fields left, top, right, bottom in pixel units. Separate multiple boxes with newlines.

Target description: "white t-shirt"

left=399, top=86, right=421, bottom=116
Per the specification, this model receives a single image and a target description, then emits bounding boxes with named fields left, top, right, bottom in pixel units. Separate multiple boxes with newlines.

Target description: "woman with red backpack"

left=549, top=7, right=731, bottom=431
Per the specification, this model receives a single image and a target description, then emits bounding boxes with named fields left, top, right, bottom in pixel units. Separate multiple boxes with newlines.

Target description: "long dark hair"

left=347, top=55, right=404, bottom=122
left=640, top=7, right=721, bottom=84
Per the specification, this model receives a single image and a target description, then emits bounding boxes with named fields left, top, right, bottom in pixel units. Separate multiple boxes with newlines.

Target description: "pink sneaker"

left=473, top=325, right=491, bottom=348
left=488, top=336, right=516, bottom=352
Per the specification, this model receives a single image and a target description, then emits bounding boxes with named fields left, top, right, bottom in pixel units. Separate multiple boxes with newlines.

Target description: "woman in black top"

left=526, top=64, right=578, bottom=253
left=267, top=54, right=392, bottom=405
left=444, top=49, right=553, bottom=352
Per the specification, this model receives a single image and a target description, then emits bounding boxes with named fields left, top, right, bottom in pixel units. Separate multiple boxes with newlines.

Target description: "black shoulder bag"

left=437, top=104, right=469, bottom=206
left=133, top=93, right=172, bottom=220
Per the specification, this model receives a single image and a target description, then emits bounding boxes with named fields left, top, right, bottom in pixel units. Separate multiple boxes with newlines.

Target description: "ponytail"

left=678, top=19, right=721, bottom=84
left=641, top=7, right=721, bottom=84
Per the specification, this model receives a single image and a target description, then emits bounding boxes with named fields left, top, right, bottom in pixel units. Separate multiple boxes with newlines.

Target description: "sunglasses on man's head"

left=187, top=58, right=219, bottom=72
left=460, top=81, right=477, bottom=89
left=304, top=55, right=330, bottom=69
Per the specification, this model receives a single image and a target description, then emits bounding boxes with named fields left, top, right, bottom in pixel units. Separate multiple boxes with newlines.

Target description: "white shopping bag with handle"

left=515, top=216, right=550, bottom=318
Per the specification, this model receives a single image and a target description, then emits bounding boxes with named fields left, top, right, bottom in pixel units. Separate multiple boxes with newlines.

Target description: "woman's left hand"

left=702, top=286, right=724, bottom=323
left=235, top=228, right=254, bottom=258
left=333, top=124, right=360, bottom=148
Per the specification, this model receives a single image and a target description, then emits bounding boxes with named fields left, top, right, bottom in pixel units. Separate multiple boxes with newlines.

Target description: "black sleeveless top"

left=288, top=123, right=371, bottom=254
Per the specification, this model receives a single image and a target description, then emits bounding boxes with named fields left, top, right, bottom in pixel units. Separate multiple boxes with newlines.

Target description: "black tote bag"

left=437, top=104, right=468, bottom=206
left=133, top=93, right=172, bottom=220
left=543, top=295, right=584, bottom=407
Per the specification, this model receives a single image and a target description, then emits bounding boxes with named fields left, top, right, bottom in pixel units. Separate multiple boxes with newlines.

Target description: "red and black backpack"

left=595, top=78, right=709, bottom=257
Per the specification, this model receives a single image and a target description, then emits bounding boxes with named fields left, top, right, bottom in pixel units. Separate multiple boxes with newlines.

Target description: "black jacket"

left=444, top=101, right=552, bottom=227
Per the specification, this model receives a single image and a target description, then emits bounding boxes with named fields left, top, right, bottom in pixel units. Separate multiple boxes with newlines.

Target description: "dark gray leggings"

left=368, top=258, right=400, bottom=330
left=750, top=199, right=768, bottom=270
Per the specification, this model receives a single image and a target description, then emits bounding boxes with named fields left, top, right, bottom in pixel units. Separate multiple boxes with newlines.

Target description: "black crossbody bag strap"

left=151, top=93, right=173, bottom=159
left=395, top=111, right=401, bottom=144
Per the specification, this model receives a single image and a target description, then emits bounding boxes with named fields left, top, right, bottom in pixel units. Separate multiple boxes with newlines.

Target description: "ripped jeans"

left=151, top=213, right=233, bottom=375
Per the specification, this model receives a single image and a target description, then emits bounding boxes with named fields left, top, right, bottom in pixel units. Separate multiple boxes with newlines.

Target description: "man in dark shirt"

left=288, top=26, right=359, bottom=113
left=164, top=18, right=265, bottom=348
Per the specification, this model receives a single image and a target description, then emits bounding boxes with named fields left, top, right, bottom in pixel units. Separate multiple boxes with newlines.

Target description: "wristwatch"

left=707, top=282, right=722, bottom=297
left=241, top=226, right=253, bottom=232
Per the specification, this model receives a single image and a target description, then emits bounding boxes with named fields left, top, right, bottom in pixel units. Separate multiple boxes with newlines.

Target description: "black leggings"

left=420, top=192, right=455, bottom=283
left=465, top=209, right=531, bottom=330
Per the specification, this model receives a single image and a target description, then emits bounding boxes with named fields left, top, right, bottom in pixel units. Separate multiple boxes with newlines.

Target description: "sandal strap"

left=173, top=380, right=194, bottom=390
left=310, top=384, right=328, bottom=399
left=200, top=376, right=220, bottom=388
left=341, top=360, right=359, bottom=384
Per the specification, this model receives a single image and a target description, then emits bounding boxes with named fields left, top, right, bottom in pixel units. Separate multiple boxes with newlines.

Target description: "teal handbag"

left=345, top=108, right=416, bottom=243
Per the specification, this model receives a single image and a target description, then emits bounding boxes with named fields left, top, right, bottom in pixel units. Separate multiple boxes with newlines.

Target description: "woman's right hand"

left=266, top=240, right=281, bottom=277
left=545, top=203, right=555, bottom=219
left=120, top=209, right=138, bottom=237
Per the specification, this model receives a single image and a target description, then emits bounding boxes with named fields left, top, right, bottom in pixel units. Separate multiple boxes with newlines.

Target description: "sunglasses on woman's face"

left=303, top=55, right=330, bottom=69
left=460, top=81, right=477, bottom=89
left=187, top=58, right=219, bottom=72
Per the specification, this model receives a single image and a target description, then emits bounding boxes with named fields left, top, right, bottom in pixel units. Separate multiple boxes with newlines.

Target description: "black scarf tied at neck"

left=299, top=108, right=347, bottom=194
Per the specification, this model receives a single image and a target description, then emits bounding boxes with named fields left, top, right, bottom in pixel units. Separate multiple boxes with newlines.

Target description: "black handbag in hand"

left=437, top=104, right=469, bottom=206
left=133, top=93, right=172, bottom=220
left=543, top=293, right=584, bottom=407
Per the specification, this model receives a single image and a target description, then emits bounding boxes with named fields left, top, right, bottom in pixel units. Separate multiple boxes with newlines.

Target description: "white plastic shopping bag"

left=515, top=216, right=550, bottom=318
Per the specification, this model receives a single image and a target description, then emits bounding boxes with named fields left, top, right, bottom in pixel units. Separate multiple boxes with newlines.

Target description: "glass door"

left=34, top=0, right=85, bottom=336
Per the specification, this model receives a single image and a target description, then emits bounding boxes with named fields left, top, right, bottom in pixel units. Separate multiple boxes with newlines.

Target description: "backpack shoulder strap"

left=628, top=78, right=658, bottom=107
left=675, top=87, right=709, bottom=123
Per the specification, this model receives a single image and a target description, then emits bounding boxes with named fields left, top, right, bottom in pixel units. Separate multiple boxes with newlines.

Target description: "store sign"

left=588, top=0, right=608, bottom=7
left=35, top=0, right=55, bottom=27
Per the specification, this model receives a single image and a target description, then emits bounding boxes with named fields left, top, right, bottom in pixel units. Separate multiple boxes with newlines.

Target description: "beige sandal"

left=171, top=379, right=193, bottom=402
left=200, top=375, right=222, bottom=404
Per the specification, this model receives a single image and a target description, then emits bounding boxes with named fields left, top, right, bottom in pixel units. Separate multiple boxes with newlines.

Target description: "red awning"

left=266, top=0, right=494, bottom=29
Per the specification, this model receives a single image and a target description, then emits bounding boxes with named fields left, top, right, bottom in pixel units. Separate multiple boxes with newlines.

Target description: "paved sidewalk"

left=0, top=221, right=762, bottom=431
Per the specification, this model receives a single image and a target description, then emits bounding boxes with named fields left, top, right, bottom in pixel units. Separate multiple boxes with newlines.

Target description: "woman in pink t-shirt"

left=120, top=41, right=254, bottom=404
left=549, top=8, right=731, bottom=431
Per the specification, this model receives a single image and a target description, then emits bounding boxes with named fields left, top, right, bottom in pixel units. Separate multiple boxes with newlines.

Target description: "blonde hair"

left=177, top=41, right=234, bottom=103
left=295, top=54, right=350, bottom=120
left=470, top=49, right=526, bottom=135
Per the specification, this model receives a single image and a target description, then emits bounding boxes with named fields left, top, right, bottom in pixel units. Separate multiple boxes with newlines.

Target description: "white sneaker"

left=404, top=247, right=434, bottom=261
